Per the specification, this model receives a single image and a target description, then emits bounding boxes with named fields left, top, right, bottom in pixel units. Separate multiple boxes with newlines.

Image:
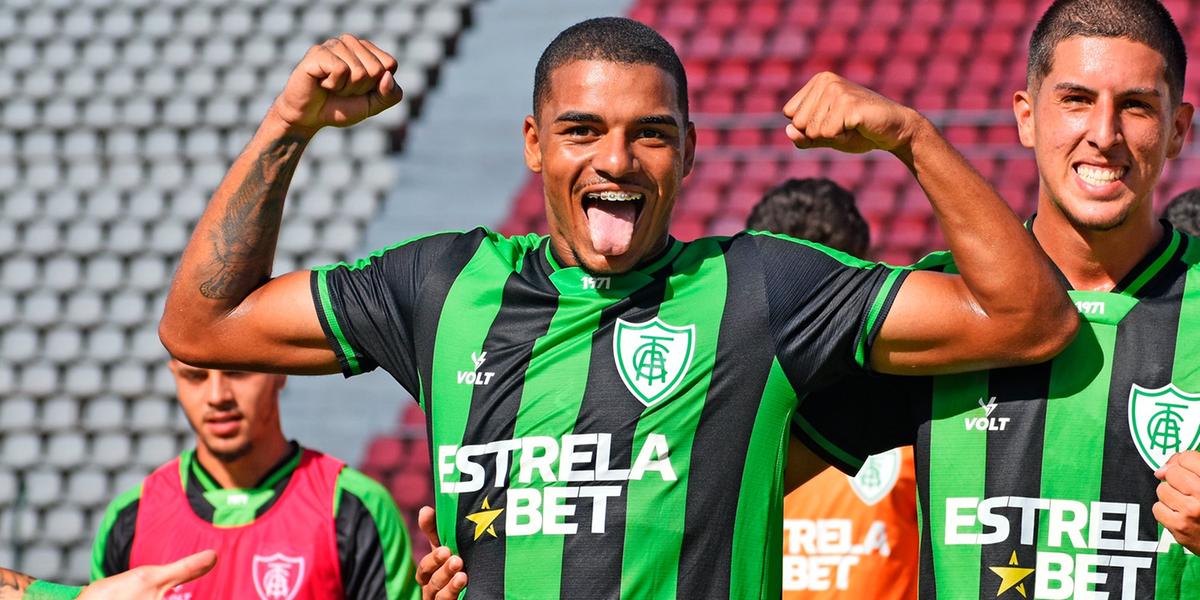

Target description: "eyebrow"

left=1054, top=82, right=1161, bottom=97
left=553, top=112, right=681, bottom=128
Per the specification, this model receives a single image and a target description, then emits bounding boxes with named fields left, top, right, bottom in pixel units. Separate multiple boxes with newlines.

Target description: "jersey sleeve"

left=750, top=232, right=909, bottom=388
left=791, top=369, right=925, bottom=474
left=90, top=484, right=142, bottom=580
left=334, top=469, right=420, bottom=600
left=311, top=231, right=462, bottom=394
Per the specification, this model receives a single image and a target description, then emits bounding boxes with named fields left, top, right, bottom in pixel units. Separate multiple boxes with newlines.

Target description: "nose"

left=592, top=129, right=637, bottom=179
left=208, top=372, right=234, bottom=405
left=1086, top=96, right=1123, bottom=151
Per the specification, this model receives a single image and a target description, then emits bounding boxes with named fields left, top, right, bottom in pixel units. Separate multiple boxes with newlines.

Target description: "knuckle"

left=340, top=33, right=357, bottom=42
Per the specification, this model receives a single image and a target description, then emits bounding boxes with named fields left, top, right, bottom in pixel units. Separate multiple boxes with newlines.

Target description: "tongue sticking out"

left=587, top=202, right=637, bottom=255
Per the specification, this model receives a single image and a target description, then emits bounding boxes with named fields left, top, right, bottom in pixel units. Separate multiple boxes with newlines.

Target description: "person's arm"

left=0, top=551, right=215, bottom=600
left=159, top=35, right=404, bottom=373
left=1154, top=450, right=1200, bottom=554
left=784, top=73, right=1077, bottom=375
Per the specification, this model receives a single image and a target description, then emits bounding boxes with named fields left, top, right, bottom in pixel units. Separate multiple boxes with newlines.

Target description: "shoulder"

left=735, top=230, right=878, bottom=269
left=100, top=483, right=143, bottom=522
left=1182, top=233, right=1200, bottom=267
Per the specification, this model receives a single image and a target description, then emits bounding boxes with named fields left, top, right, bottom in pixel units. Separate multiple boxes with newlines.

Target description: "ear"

left=523, top=115, right=542, bottom=173
left=1013, top=89, right=1036, bottom=149
left=1167, top=101, right=1194, bottom=159
left=682, top=121, right=697, bottom=177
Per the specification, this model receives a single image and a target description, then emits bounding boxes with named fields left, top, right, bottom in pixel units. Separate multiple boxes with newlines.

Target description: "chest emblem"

left=613, top=317, right=696, bottom=407
left=252, top=553, right=306, bottom=600
left=1128, top=383, right=1200, bottom=470
left=847, top=448, right=902, bottom=505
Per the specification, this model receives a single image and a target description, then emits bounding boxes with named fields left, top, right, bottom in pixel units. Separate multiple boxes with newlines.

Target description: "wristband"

left=24, top=581, right=83, bottom=600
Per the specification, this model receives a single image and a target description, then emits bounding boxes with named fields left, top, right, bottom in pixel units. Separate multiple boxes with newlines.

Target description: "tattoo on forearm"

left=0, top=567, right=35, bottom=600
left=199, top=135, right=307, bottom=300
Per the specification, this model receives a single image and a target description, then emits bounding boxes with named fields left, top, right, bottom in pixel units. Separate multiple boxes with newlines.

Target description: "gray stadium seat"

left=45, top=433, right=87, bottom=467
left=63, top=363, right=104, bottom=397
left=2, top=327, right=39, bottom=363
left=24, top=469, right=63, bottom=507
left=92, top=434, right=133, bottom=469
left=0, top=397, right=38, bottom=431
left=131, top=398, right=172, bottom=432
left=83, top=256, right=123, bottom=293
left=0, top=294, right=15, bottom=327
left=84, top=396, right=127, bottom=432
left=21, top=292, right=60, bottom=328
left=136, top=433, right=180, bottom=468
left=43, top=327, right=83, bottom=364
left=86, top=327, right=127, bottom=364
left=22, top=544, right=63, bottom=580
left=22, top=221, right=61, bottom=257
left=64, top=222, right=105, bottom=257
left=0, top=469, right=16, bottom=505
left=109, top=362, right=148, bottom=396
left=20, top=364, right=58, bottom=396
left=64, top=468, right=109, bottom=508
left=43, top=257, right=82, bottom=292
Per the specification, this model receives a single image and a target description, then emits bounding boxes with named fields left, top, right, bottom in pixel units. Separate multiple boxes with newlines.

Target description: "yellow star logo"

left=465, top=497, right=504, bottom=540
left=989, top=551, right=1035, bottom=597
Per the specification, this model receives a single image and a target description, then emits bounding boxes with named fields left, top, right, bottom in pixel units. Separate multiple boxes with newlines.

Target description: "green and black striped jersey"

left=92, top=443, right=419, bottom=600
left=312, top=228, right=908, bottom=599
left=796, top=224, right=1200, bottom=600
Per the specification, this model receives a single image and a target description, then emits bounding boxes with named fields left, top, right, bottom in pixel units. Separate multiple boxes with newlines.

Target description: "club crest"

left=1128, top=383, right=1200, bottom=470
left=252, top=553, right=306, bottom=600
left=847, top=448, right=902, bottom=505
left=613, top=317, right=695, bottom=407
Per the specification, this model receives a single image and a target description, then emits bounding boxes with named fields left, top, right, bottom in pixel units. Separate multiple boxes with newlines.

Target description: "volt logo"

left=457, top=351, right=496, bottom=386
left=965, top=397, right=1011, bottom=431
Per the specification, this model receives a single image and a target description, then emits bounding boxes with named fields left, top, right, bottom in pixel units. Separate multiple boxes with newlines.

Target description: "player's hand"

left=1154, top=451, right=1200, bottom=554
left=78, top=550, right=216, bottom=599
left=269, top=34, right=403, bottom=132
left=782, top=72, right=924, bottom=155
left=415, top=506, right=467, bottom=600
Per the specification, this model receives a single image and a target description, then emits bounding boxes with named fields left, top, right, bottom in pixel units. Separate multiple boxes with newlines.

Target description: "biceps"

left=204, top=271, right=342, bottom=374
left=870, top=271, right=1002, bottom=375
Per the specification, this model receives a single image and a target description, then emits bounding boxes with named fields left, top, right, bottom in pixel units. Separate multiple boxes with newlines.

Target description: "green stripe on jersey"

left=1157, top=260, right=1200, bottom=597
left=928, top=370, right=989, bottom=599
left=619, top=239, right=727, bottom=600
left=431, top=244, right=512, bottom=556
left=730, top=359, right=793, bottom=599
left=315, top=268, right=362, bottom=375
left=502, top=291, right=614, bottom=597
left=1036, top=293, right=1120, bottom=573
left=91, top=484, right=142, bottom=580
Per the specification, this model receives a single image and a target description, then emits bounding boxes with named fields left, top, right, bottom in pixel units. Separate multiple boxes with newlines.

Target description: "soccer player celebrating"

left=795, top=1, right=1200, bottom=598
left=91, top=361, right=420, bottom=599
left=159, top=18, right=1077, bottom=598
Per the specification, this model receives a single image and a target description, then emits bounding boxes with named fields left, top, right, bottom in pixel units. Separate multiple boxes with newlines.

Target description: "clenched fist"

left=1154, top=450, right=1200, bottom=554
left=783, top=72, right=925, bottom=155
left=269, top=34, right=404, bottom=132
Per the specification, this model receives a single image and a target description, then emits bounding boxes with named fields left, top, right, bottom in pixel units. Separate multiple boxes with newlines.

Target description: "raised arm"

left=784, top=73, right=1077, bottom=375
left=160, top=35, right=404, bottom=373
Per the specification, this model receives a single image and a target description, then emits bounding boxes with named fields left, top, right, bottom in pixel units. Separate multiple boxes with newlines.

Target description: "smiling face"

left=1015, top=36, right=1192, bottom=232
left=525, top=59, right=696, bottom=275
left=170, top=360, right=286, bottom=463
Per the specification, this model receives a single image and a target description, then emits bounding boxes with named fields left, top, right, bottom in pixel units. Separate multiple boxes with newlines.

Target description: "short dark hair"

left=533, top=17, right=688, bottom=120
left=746, top=178, right=870, bottom=257
left=1027, top=0, right=1187, bottom=104
left=1164, top=188, right=1200, bottom=236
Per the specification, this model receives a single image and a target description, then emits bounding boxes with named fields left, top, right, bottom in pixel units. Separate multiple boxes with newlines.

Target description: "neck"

left=194, top=433, right=291, bottom=489
left=1031, top=197, right=1163, bottom=291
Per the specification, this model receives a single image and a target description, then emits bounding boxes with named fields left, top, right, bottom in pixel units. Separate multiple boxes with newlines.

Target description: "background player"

left=158, top=18, right=1076, bottom=598
left=1164, top=187, right=1200, bottom=236
left=91, top=360, right=420, bottom=599
left=795, top=1, right=1200, bottom=597
left=748, top=179, right=918, bottom=600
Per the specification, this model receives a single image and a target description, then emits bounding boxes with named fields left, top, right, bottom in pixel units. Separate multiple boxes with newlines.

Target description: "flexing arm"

left=160, top=35, right=404, bottom=373
left=784, top=73, right=1077, bottom=374
left=1, top=551, right=215, bottom=599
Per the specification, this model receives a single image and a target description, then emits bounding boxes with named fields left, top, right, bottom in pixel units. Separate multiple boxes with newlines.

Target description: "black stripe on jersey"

left=675, top=238, right=770, bottom=597
left=1099, top=254, right=1187, bottom=595
left=336, top=489, right=390, bottom=600
left=977, top=362, right=1052, bottom=597
left=455, top=258, right=559, bottom=598
left=911, top=378, right=938, bottom=600
left=414, top=231, right=486, bottom=445
left=102, top=500, right=139, bottom=576
left=558, top=267, right=672, bottom=599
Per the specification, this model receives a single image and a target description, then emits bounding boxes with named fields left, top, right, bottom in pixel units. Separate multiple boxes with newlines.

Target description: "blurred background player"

left=750, top=179, right=918, bottom=600
left=90, top=360, right=420, bottom=599
left=1164, top=188, right=1200, bottom=236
